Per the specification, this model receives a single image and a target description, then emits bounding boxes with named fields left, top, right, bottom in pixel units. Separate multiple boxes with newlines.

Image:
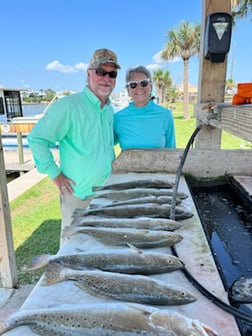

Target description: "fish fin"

left=126, top=243, right=143, bottom=254
left=193, top=321, right=220, bottom=336
left=92, top=186, right=103, bottom=191
left=40, top=262, right=68, bottom=286
left=75, top=247, right=85, bottom=252
left=62, top=226, right=78, bottom=238
left=27, top=254, right=52, bottom=271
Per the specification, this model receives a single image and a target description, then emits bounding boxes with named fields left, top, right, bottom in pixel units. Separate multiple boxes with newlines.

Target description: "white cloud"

left=74, top=62, right=87, bottom=71
left=146, top=64, right=162, bottom=71
left=153, top=51, right=164, bottom=63
left=46, top=60, right=88, bottom=73
left=153, top=50, right=180, bottom=64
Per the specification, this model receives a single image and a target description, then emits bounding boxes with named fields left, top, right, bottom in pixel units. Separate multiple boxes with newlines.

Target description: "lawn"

left=8, top=102, right=251, bottom=285
left=10, top=178, right=61, bottom=284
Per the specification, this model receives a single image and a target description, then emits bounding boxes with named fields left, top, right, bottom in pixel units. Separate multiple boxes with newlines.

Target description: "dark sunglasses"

left=89, top=67, right=117, bottom=78
left=126, top=78, right=151, bottom=89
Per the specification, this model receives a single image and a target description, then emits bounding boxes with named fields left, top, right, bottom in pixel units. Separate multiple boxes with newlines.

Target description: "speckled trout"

left=71, top=216, right=182, bottom=231
left=73, top=203, right=193, bottom=221
left=95, top=187, right=188, bottom=200
left=62, top=226, right=183, bottom=248
left=0, top=302, right=220, bottom=335
left=89, top=195, right=182, bottom=208
left=28, top=245, right=184, bottom=274
left=41, top=263, right=196, bottom=306
left=93, top=178, right=174, bottom=191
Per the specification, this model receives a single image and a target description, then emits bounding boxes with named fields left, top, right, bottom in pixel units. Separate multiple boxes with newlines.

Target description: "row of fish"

left=56, top=177, right=195, bottom=306
left=0, top=176, right=220, bottom=335
left=0, top=302, right=219, bottom=335
left=70, top=178, right=194, bottom=220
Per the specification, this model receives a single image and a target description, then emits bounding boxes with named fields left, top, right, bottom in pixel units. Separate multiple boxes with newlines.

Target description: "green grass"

left=9, top=102, right=251, bottom=285
left=10, top=178, right=60, bottom=284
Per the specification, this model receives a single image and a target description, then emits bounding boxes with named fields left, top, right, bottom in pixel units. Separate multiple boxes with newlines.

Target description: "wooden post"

left=17, top=131, right=24, bottom=165
left=0, top=136, right=18, bottom=288
left=195, top=0, right=231, bottom=149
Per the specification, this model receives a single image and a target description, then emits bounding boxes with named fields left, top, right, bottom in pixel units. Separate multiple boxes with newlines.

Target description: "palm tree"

left=231, top=0, right=252, bottom=20
left=161, top=21, right=200, bottom=119
left=153, top=69, right=172, bottom=104
left=152, top=69, right=165, bottom=103
left=166, top=86, right=180, bottom=103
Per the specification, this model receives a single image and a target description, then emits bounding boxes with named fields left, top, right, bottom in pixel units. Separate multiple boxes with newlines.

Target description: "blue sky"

left=0, top=0, right=251, bottom=94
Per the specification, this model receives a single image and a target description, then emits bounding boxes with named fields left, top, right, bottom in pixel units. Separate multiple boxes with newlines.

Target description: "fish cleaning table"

left=3, top=172, right=241, bottom=335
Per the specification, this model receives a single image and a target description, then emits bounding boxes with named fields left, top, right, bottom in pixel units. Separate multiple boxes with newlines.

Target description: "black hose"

left=170, top=122, right=252, bottom=325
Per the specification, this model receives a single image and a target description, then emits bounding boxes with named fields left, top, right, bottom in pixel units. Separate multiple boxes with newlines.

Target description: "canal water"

left=188, top=179, right=252, bottom=336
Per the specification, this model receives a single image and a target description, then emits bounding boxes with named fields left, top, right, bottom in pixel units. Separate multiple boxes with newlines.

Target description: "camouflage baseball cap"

left=89, top=48, right=121, bottom=69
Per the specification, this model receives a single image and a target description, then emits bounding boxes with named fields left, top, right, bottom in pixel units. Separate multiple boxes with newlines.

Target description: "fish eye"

left=180, top=291, right=186, bottom=297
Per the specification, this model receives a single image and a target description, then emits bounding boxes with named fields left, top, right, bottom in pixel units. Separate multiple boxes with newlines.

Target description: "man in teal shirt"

left=28, top=48, right=120, bottom=245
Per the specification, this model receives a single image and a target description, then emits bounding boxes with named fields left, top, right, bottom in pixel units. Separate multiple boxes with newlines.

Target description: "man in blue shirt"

left=114, top=65, right=175, bottom=150
left=28, top=48, right=120, bottom=245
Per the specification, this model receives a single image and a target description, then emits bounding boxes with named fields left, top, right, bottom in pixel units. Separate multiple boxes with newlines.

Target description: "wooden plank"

left=195, top=0, right=231, bottom=149
left=195, top=103, right=252, bottom=143
left=112, top=149, right=252, bottom=177
left=220, top=105, right=252, bottom=142
left=0, top=136, right=17, bottom=288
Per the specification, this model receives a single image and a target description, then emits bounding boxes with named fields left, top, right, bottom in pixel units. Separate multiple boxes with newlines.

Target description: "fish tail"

left=27, top=254, right=52, bottom=271
left=0, top=308, right=19, bottom=335
left=40, top=262, right=67, bottom=286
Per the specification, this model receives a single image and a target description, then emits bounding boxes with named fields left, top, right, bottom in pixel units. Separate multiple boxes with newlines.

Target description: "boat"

left=0, top=88, right=60, bottom=147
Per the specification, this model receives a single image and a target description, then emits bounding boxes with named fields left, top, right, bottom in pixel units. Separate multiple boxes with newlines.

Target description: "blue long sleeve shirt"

left=27, top=86, right=115, bottom=199
left=114, top=100, right=176, bottom=150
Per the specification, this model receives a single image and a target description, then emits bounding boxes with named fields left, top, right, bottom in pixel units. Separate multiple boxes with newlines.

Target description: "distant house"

left=178, top=84, right=198, bottom=102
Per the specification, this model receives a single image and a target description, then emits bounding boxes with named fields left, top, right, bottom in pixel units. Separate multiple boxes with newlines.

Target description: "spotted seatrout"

left=71, top=216, right=182, bottom=231
left=28, top=245, right=184, bottom=274
left=41, top=262, right=196, bottom=306
left=93, top=177, right=174, bottom=191
left=0, top=302, right=220, bottom=336
left=62, top=226, right=183, bottom=248
left=73, top=203, right=193, bottom=221
left=89, top=195, right=182, bottom=208
left=95, top=187, right=188, bottom=200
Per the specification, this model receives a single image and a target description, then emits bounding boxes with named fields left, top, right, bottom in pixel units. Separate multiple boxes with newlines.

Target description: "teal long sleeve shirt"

left=114, top=100, right=176, bottom=150
left=27, top=86, right=115, bottom=199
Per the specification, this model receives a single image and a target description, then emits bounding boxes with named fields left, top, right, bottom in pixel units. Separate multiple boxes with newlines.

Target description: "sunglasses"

left=89, top=67, right=117, bottom=78
left=126, top=78, right=151, bottom=89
